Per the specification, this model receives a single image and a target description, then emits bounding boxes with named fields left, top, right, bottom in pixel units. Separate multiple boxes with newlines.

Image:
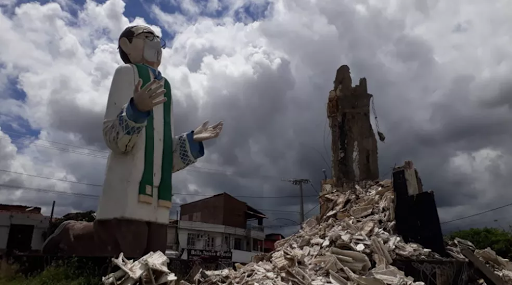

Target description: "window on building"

left=187, top=233, right=197, bottom=248
left=233, top=238, right=242, bottom=250
left=252, top=239, right=262, bottom=252
left=205, top=235, right=215, bottom=249
left=181, top=214, right=189, bottom=221
left=223, top=235, right=230, bottom=250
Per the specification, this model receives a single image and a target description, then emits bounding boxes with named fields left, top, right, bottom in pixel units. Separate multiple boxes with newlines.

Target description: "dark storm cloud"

left=164, top=0, right=488, bottom=230
left=165, top=0, right=512, bottom=234
left=4, top=0, right=512, bottom=237
left=46, top=82, right=106, bottom=149
left=164, top=2, right=443, bottom=225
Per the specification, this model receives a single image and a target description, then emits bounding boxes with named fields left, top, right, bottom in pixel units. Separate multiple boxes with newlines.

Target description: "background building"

left=166, top=219, right=181, bottom=258
left=177, top=193, right=266, bottom=266
left=0, top=204, right=50, bottom=254
left=264, top=233, right=285, bottom=253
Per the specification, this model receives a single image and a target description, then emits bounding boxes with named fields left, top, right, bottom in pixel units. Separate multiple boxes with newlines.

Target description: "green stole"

left=134, top=64, right=173, bottom=208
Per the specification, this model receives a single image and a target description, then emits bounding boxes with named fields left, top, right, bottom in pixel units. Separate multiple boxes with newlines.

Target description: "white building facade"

left=172, top=193, right=267, bottom=267
left=0, top=205, right=50, bottom=253
left=177, top=220, right=265, bottom=264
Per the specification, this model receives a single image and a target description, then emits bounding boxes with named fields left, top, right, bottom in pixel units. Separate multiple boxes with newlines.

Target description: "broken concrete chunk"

left=370, top=237, right=392, bottom=266
left=311, top=238, right=324, bottom=245
left=329, top=270, right=349, bottom=285
left=330, top=247, right=371, bottom=274
left=103, top=251, right=177, bottom=285
left=475, top=248, right=512, bottom=272
left=271, top=251, right=291, bottom=270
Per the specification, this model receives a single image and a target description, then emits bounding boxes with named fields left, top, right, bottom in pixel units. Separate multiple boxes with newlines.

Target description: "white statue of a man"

left=42, top=25, right=223, bottom=257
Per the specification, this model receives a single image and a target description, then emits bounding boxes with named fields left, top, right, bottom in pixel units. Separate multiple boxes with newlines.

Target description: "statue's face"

left=119, top=25, right=166, bottom=69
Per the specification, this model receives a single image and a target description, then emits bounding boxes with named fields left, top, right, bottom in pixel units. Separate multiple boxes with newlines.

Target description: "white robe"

left=96, top=64, right=199, bottom=224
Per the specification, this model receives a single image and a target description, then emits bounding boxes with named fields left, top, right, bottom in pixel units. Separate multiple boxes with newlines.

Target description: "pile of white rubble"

left=103, top=251, right=178, bottom=285
left=195, top=180, right=512, bottom=285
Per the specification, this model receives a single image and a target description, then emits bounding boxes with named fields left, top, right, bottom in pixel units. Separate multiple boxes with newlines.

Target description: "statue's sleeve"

left=103, top=64, right=150, bottom=154
left=171, top=103, right=205, bottom=173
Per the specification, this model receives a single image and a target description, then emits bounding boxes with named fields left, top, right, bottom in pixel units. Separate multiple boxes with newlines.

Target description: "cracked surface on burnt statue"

left=329, top=65, right=379, bottom=186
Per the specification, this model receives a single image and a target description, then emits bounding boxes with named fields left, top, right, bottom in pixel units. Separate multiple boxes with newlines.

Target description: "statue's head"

left=339, top=65, right=350, bottom=73
left=118, top=25, right=166, bottom=69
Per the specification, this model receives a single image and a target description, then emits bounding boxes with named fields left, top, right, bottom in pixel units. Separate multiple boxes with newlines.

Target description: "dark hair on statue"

left=118, top=26, right=137, bottom=64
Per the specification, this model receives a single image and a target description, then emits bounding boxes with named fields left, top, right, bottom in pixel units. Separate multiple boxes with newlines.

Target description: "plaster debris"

left=474, top=247, right=512, bottom=283
left=197, top=180, right=512, bottom=285
left=103, top=251, right=177, bottom=285
left=197, top=180, right=425, bottom=285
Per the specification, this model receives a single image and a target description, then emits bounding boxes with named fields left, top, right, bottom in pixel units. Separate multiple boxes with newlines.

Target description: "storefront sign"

left=187, top=249, right=232, bottom=261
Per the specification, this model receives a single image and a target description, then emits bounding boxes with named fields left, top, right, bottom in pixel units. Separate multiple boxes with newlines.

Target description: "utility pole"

left=283, top=178, right=311, bottom=224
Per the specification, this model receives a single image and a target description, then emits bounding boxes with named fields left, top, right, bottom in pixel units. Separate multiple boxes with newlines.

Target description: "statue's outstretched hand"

left=193, top=121, right=223, bottom=142
left=133, top=79, right=167, bottom=112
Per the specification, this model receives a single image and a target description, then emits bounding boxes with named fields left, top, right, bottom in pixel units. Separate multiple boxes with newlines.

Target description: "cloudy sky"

left=0, top=0, right=511, bottom=236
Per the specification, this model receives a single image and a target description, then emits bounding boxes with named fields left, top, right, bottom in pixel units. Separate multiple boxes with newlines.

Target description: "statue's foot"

left=41, top=220, right=72, bottom=255
left=43, top=221, right=106, bottom=256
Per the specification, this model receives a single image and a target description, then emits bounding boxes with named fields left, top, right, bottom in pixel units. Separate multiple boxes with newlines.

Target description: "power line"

left=0, top=168, right=317, bottom=199
left=442, top=214, right=512, bottom=231
left=2, top=136, right=288, bottom=181
left=303, top=144, right=331, bottom=174
left=2, top=130, right=109, bottom=153
left=3, top=130, right=319, bottom=182
left=440, top=202, right=512, bottom=225
left=322, top=117, right=329, bottom=159
left=175, top=224, right=297, bottom=232
left=310, top=183, right=319, bottom=195
left=0, top=183, right=301, bottom=214
left=0, top=169, right=103, bottom=187
left=0, top=183, right=99, bottom=199
left=0, top=137, right=108, bottom=159
left=174, top=192, right=317, bottom=199
left=304, top=203, right=319, bottom=217
left=271, top=218, right=300, bottom=226
left=255, top=209, right=300, bottom=213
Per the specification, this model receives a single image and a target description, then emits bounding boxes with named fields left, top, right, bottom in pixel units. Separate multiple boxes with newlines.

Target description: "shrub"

left=0, top=258, right=101, bottom=285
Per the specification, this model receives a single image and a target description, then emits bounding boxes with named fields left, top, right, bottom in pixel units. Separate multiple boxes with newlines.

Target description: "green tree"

left=447, top=227, right=512, bottom=260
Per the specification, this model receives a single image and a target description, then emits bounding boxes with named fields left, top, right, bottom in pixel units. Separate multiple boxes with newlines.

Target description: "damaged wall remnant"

left=327, top=65, right=379, bottom=187
left=392, top=161, right=447, bottom=258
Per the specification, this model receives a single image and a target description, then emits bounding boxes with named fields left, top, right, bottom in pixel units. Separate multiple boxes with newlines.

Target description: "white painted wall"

left=166, top=226, right=178, bottom=250
left=0, top=212, right=50, bottom=251
left=177, top=227, right=225, bottom=250
left=232, top=249, right=258, bottom=264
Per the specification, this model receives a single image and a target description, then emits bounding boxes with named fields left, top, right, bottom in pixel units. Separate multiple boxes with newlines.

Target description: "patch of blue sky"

left=139, top=0, right=271, bottom=44
left=0, top=113, right=41, bottom=151
left=158, top=0, right=271, bottom=21
left=124, top=0, right=156, bottom=23
left=0, top=64, right=40, bottom=150
left=3, top=74, right=25, bottom=102
left=0, top=0, right=85, bottom=18
left=124, top=0, right=177, bottom=42
left=234, top=0, right=271, bottom=23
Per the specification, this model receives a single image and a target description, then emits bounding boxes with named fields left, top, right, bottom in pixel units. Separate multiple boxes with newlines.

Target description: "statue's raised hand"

left=133, top=79, right=167, bottom=112
left=193, top=121, right=223, bottom=142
